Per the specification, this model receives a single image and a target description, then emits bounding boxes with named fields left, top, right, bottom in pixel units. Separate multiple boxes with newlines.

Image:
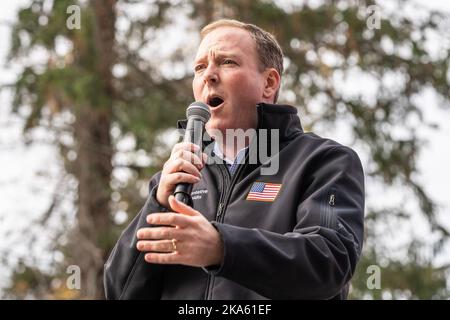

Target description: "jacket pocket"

left=320, top=187, right=337, bottom=230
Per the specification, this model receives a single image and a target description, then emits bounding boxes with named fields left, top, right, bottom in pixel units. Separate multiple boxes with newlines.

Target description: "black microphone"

left=173, top=102, right=211, bottom=206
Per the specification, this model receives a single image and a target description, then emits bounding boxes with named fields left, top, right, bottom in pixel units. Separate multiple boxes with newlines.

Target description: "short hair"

left=200, top=19, right=284, bottom=102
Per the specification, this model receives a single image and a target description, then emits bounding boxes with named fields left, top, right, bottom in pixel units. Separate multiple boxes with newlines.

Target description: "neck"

left=214, top=130, right=254, bottom=160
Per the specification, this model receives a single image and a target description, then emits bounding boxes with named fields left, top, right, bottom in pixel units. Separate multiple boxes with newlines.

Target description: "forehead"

left=195, top=27, right=257, bottom=59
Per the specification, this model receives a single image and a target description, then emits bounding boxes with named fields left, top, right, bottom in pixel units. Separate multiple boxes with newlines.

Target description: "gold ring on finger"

left=171, top=239, right=177, bottom=252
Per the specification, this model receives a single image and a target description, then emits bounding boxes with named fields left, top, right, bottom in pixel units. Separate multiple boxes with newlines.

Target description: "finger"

left=164, top=172, right=201, bottom=186
left=137, top=239, right=175, bottom=253
left=144, top=252, right=179, bottom=264
left=169, top=195, right=200, bottom=216
left=171, top=142, right=200, bottom=157
left=146, top=212, right=189, bottom=228
left=136, top=227, right=176, bottom=240
left=171, top=149, right=204, bottom=168
left=165, top=158, right=202, bottom=178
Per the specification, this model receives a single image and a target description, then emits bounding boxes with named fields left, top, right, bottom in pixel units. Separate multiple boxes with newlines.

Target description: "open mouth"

left=207, top=96, right=224, bottom=108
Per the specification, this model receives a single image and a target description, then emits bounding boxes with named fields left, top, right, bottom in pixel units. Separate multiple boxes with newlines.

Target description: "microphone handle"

left=175, top=191, right=192, bottom=206
left=173, top=118, right=204, bottom=207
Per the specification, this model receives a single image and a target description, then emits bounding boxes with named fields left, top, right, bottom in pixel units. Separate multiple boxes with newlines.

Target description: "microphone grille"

left=187, top=102, right=211, bottom=123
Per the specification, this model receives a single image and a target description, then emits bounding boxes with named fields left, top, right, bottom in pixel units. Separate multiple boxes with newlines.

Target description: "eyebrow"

left=194, top=52, right=240, bottom=64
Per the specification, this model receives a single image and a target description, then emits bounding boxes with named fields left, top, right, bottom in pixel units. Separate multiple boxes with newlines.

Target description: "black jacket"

left=104, top=103, right=365, bottom=300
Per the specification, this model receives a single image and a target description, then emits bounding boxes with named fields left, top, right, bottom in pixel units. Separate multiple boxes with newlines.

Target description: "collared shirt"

left=213, top=143, right=248, bottom=175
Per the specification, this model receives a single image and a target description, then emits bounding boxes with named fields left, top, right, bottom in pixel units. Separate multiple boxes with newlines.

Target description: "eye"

left=194, top=64, right=206, bottom=72
left=222, top=59, right=236, bottom=65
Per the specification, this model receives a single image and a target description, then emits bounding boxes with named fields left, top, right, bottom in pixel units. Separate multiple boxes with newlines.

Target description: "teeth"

left=208, top=97, right=224, bottom=107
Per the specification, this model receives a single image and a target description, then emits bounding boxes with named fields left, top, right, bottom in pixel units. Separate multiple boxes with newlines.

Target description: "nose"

left=203, top=64, right=219, bottom=85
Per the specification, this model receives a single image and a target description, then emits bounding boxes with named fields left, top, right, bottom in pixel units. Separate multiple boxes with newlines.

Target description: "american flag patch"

left=246, top=182, right=282, bottom=202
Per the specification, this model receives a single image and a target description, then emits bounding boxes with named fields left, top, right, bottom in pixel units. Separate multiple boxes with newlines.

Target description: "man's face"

left=193, top=27, right=267, bottom=135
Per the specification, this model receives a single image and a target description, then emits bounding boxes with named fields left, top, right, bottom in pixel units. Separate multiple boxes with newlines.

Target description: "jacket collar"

left=255, top=103, right=303, bottom=142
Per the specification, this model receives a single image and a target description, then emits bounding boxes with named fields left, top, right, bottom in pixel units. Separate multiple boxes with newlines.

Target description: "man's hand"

left=156, top=142, right=207, bottom=209
left=136, top=195, right=224, bottom=267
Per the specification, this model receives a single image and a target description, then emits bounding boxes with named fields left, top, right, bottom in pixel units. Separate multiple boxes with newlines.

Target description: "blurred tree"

left=6, top=0, right=119, bottom=298
left=5, top=0, right=192, bottom=299
left=4, top=0, right=449, bottom=299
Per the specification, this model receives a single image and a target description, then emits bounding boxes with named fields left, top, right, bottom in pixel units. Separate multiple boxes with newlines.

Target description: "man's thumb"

left=169, top=195, right=198, bottom=216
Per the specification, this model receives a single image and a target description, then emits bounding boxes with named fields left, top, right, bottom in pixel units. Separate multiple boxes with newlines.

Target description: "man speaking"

left=104, top=19, right=365, bottom=299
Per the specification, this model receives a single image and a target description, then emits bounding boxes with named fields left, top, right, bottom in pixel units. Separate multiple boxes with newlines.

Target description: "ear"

left=262, top=68, right=281, bottom=102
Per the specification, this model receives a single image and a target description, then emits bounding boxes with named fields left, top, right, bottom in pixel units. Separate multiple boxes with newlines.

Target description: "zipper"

left=204, top=162, right=230, bottom=300
left=217, top=153, right=248, bottom=223
left=217, top=203, right=224, bottom=221
left=329, top=194, right=335, bottom=206
left=203, top=153, right=249, bottom=300
left=324, top=189, right=336, bottom=229
left=204, top=105, right=262, bottom=299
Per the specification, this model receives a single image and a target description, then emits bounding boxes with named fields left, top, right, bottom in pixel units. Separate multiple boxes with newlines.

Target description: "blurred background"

left=0, top=0, right=449, bottom=299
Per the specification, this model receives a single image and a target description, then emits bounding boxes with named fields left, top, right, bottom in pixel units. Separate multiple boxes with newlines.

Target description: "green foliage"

left=351, top=244, right=449, bottom=299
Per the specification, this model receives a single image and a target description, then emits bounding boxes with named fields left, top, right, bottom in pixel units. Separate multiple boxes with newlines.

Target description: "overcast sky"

left=1, top=0, right=449, bottom=292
